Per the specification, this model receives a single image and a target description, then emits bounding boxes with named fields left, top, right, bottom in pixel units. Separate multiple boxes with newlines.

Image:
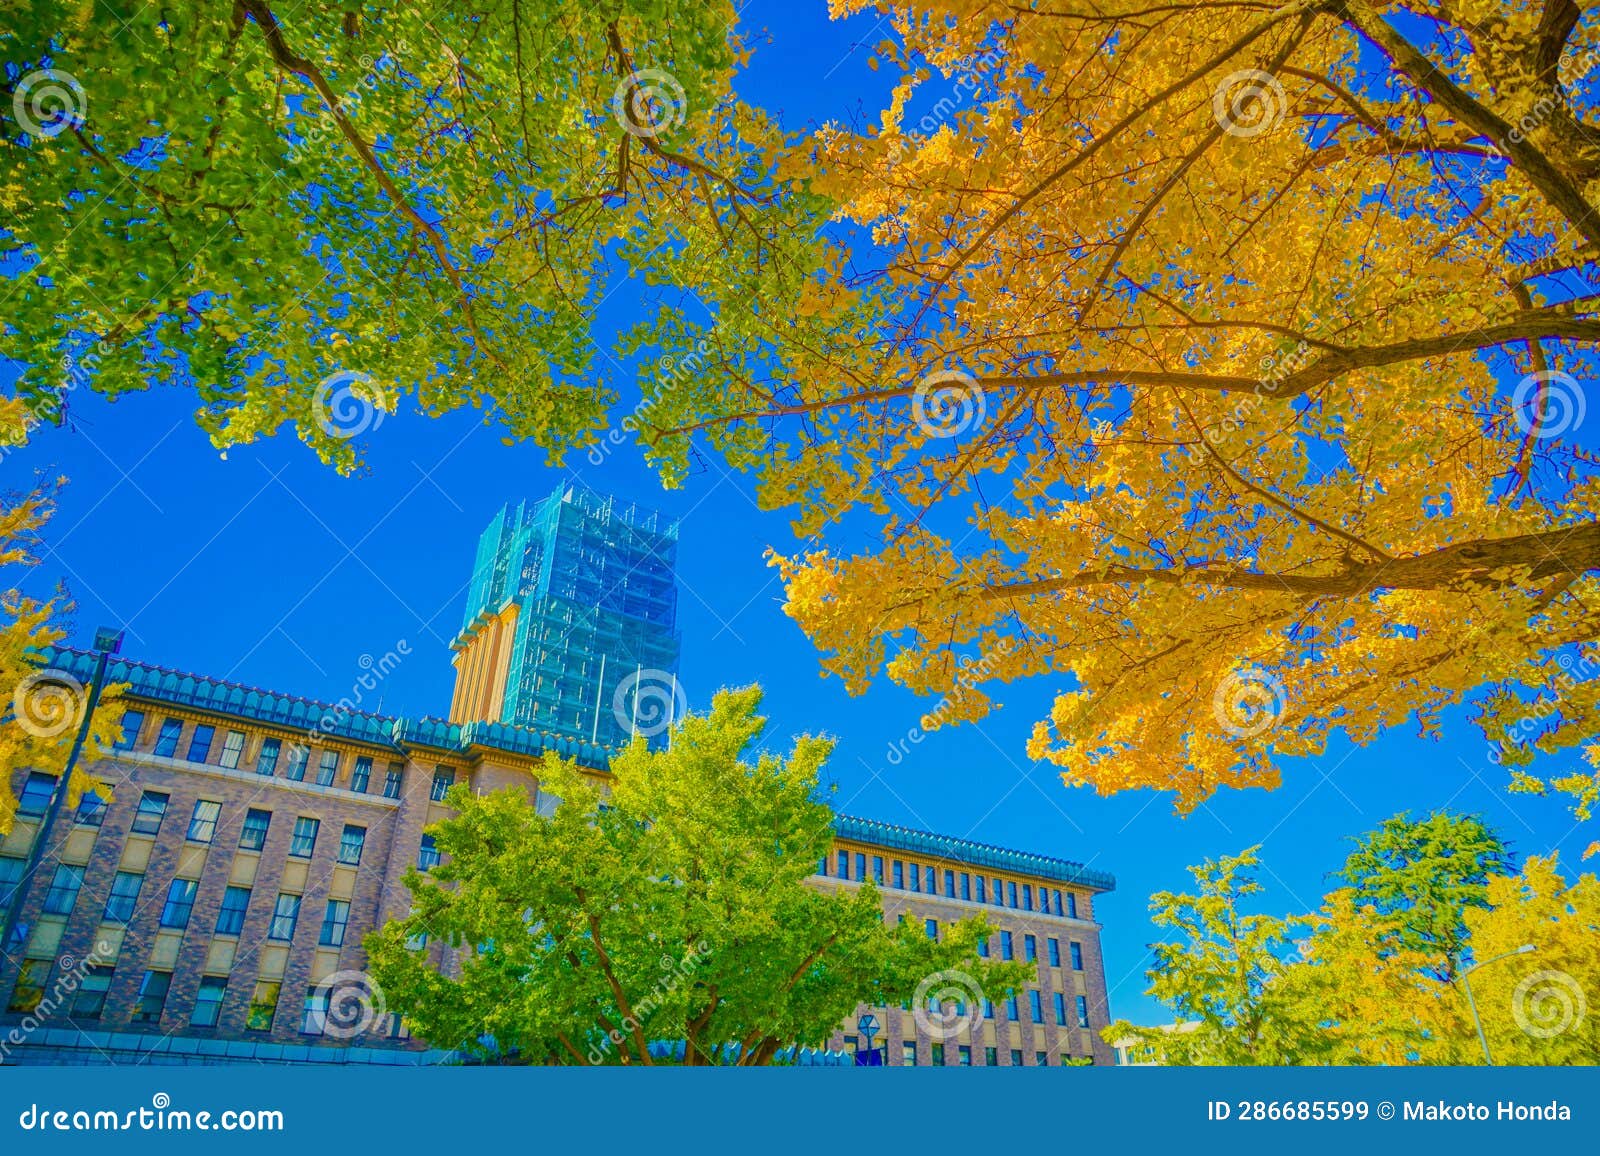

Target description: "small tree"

left=1104, top=847, right=1317, bottom=1065
left=365, top=686, right=1022, bottom=1064
left=1333, top=811, right=1515, bottom=980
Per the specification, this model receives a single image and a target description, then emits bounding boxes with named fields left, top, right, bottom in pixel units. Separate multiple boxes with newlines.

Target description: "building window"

left=887, top=860, right=900, bottom=888
left=116, top=709, right=145, bottom=750
left=218, top=730, right=247, bottom=769
left=7, top=960, right=49, bottom=1012
left=186, top=724, right=215, bottom=764
left=958, top=1044, right=972, bottom=1066
left=1008, top=880, right=1019, bottom=907
left=103, top=871, right=144, bottom=922
left=430, top=766, right=455, bottom=801
left=316, top=750, right=339, bottom=787
left=133, top=970, right=171, bottom=1023
left=350, top=756, right=372, bottom=793
left=129, top=790, right=169, bottom=835
left=190, top=976, right=227, bottom=1027
left=1076, top=995, right=1090, bottom=1028
left=1010, top=1048, right=1023, bottom=1066
left=418, top=834, right=441, bottom=872
left=1024, top=934, right=1037, bottom=962
left=1000, top=931, right=1014, bottom=960
left=239, top=808, right=271, bottom=851
left=1036, top=1050, right=1048, bottom=1067
left=1066, top=892, right=1078, bottom=919
left=71, top=964, right=114, bottom=1019
left=337, top=823, right=367, bottom=866
left=930, top=1043, right=945, bottom=1066
left=943, top=869, right=955, bottom=897
left=977, top=936, right=990, bottom=959
left=854, top=853, right=866, bottom=882
left=285, top=745, right=310, bottom=782
left=320, top=899, right=350, bottom=947
left=256, top=737, right=282, bottom=776
left=17, top=772, right=54, bottom=817
left=924, top=865, right=936, bottom=893
left=835, top=850, right=848, bottom=879
left=871, top=855, right=884, bottom=884
left=0, top=856, right=22, bottom=908
left=1018, top=883, right=1031, bottom=911
left=984, top=998, right=994, bottom=1018
left=186, top=799, right=222, bottom=843
left=246, top=981, right=281, bottom=1032
left=1060, top=1052, right=1072, bottom=1066
left=1071, top=941, right=1084, bottom=970
left=301, top=987, right=330, bottom=1036
left=924, top=918, right=938, bottom=940
left=268, top=893, right=302, bottom=941
left=818, top=856, right=827, bottom=876
left=382, top=763, right=404, bottom=799
left=1054, top=992, right=1068, bottom=1025
left=901, top=1042, right=917, bottom=1066
left=1051, top=888, right=1063, bottom=916
left=961, top=873, right=971, bottom=901
left=289, top=816, right=319, bottom=858
left=74, top=788, right=107, bottom=826
left=215, top=885, right=251, bottom=935
left=1006, top=993, right=1019, bottom=1021
left=992, top=877, right=1005, bottom=905
left=160, top=879, right=199, bottom=928
left=984, top=1046, right=998, bottom=1066
left=42, top=864, right=84, bottom=914
left=908, top=861, right=920, bottom=892
left=151, top=717, right=183, bottom=758
left=1029, top=990, right=1044, bottom=1023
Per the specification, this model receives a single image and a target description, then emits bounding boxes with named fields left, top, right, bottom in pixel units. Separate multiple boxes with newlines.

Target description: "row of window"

left=8, top=962, right=379, bottom=1038
left=824, top=850, right=1081, bottom=918
left=117, top=709, right=458, bottom=801
left=976, top=929, right=1084, bottom=970
left=841, top=1040, right=1082, bottom=1067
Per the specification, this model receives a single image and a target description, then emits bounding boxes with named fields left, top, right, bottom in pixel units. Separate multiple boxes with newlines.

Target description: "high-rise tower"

left=448, top=484, right=682, bottom=748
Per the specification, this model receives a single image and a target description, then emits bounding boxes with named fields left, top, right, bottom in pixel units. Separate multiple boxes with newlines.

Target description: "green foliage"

left=1, top=0, right=830, bottom=473
left=1333, top=811, right=1514, bottom=978
left=365, top=685, right=1022, bottom=1064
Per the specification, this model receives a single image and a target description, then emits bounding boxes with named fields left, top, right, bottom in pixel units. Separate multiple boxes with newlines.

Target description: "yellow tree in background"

left=0, top=466, right=122, bottom=832
left=642, top=0, right=1600, bottom=819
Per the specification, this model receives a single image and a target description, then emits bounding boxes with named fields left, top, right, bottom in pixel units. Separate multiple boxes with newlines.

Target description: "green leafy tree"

left=1104, top=847, right=1318, bottom=1065
left=365, top=686, right=1023, bottom=1064
left=1, top=1, right=825, bottom=472
left=1334, top=811, right=1514, bottom=980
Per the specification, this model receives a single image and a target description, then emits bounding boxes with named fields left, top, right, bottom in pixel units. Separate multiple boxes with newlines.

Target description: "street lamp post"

left=1456, top=944, right=1537, bottom=1065
left=0, top=628, right=124, bottom=964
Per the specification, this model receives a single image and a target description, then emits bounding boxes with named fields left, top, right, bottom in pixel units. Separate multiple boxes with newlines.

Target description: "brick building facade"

left=0, top=647, right=1114, bottom=1066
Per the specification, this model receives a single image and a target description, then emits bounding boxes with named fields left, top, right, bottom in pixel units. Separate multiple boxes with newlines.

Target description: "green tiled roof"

left=832, top=814, right=1115, bottom=892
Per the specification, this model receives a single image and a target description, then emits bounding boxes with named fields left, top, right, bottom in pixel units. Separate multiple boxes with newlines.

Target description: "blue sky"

left=4, top=0, right=1595, bottom=1028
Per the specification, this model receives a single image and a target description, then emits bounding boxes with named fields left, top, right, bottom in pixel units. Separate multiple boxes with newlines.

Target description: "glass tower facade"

left=449, top=484, right=681, bottom=748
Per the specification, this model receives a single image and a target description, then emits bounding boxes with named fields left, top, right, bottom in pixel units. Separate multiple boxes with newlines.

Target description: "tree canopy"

left=1111, top=811, right=1598, bottom=1065
left=364, top=687, right=1022, bottom=1064
left=7, top=1, right=1600, bottom=822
